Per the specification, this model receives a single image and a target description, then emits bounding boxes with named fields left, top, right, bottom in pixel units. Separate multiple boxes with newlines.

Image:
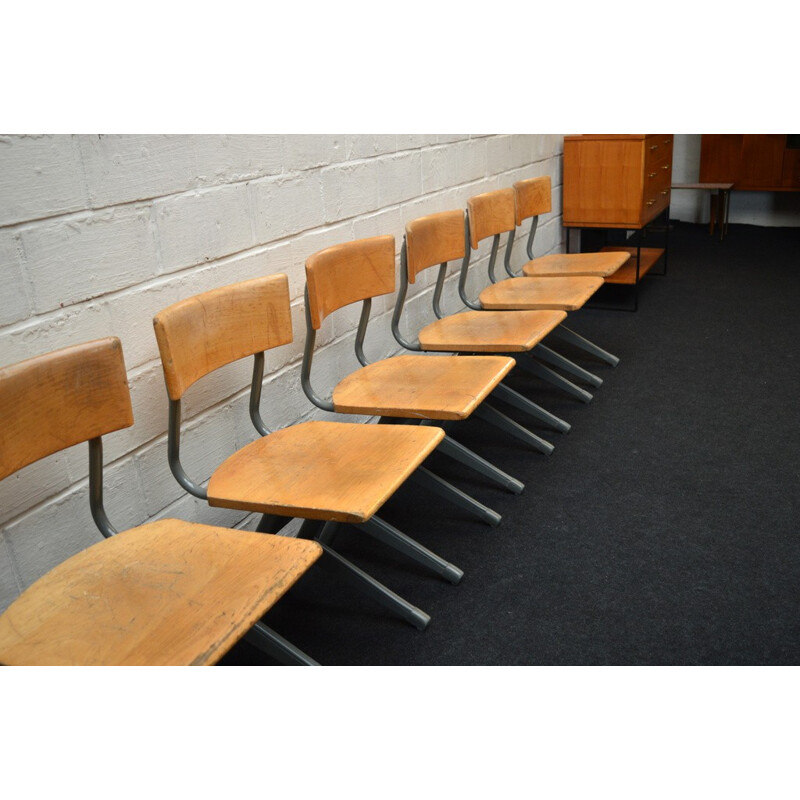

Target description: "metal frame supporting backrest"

left=152, top=274, right=294, bottom=502
left=505, top=176, right=553, bottom=277
left=392, top=210, right=471, bottom=349
left=302, top=235, right=397, bottom=411
left=0, top=337, right=134, bottom=539
left=457, top=187, right=519, bottom=308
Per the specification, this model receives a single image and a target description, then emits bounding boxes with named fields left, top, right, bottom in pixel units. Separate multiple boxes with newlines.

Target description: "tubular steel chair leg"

left=551, top=325, right=620, bottom=367
left=410, top=467, right=502, bottom=527
left=516, top=354, right=593, bottom=404
left=438, top=434, right=524, bottom=495
left=533, top=343, right=603, bottom=388
left=472, top=403, right=555, bottom=456
left=244, top=621, right=320, bottom=666
left=317, top=520, right=340, bottom=545
left=356, top=515, right=464, bottom=585
left=491, top=382, right=571, bottom=434
left=299, top=521, right=431, bottom=630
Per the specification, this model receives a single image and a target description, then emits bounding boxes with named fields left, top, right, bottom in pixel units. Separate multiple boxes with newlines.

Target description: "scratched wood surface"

left=522, top=251, right=630, bottom=278
left=478, top=276, right=604, bottom=311
left=208, top=420, right=444, bottom=523
left=405, top=210, right=466, bottom=281
left=0, top=337, right=133, bottom=481
left=0, top=520, right=322, bottom=666
left=305, top=235, right=396, bottom=330
left=467, top=188, right=516, bottom=249
left=153, top=274, right=293, bottom=401
left=513, top=176, right=552, bottom=224
left=418, top=309, right=567, bottom=353
left=332, top=354, right=515, bottom=419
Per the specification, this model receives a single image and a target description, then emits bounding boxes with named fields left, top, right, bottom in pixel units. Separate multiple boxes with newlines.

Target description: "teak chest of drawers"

left=562, top=134, right=673, bottom=309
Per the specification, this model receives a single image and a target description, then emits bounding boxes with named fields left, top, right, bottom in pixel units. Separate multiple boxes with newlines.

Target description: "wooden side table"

left=671, top=182, right=734, bottom=240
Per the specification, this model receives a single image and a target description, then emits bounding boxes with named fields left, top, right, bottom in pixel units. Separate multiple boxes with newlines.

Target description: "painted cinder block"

left=79, top=134, right=195, bottom=207
left=191, top=135, right=283, bottom=185
left=0, top=135, right=89, bottom=226
left=345, top=135, right=397, bottom=160
left=0, top=231, right=32, bottom=326
left=284, top=134, right=345, bottom=172
left=250, top=172, right=326, bottom=245
left=322, top=159, right=381, bottom=223
left=154, top=182, right=254, bottom=273
left=21, top=206, right=160, bottom=314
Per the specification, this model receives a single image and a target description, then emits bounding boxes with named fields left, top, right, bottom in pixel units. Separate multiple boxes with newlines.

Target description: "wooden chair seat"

left=522, top=251, right=630, bottom=278
left=0, top=519, right=322, bottom=666
left=332, top=354, right=515, bottom=419
left=478, top=276, right=604, bottom=311
left=208, top=420, right=444, bottom=524
left=418, top=309, right=566, bottom=353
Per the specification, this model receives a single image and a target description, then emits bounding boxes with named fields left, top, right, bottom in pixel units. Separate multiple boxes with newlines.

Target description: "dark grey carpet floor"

left=221, top=221, right=800, bottom=666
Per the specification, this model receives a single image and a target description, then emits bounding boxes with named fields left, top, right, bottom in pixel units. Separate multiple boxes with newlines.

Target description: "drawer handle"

left=646, top=199, right=656, bottom=206
left=662, top=164, right=671, bottom=170
left=664, top=139, right=672, bottom=144
left=661, top=190, right=669, bottom=196
left=648, top=172, right=657, bottom=178
left=650, top=144, right=659, bottom=151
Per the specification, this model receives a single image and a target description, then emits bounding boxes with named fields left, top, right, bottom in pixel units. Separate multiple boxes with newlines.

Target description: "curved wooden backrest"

left=153, top=274, right=293, bottom=401
left=466, top=187, right=516, bottom=249
left=405, top=210, right=466, bottom=283
left=0, top=337, right=133, bottom=481
left=305, top=235, right=396, bottom=330
left=514, top=176, right=552, bottom=224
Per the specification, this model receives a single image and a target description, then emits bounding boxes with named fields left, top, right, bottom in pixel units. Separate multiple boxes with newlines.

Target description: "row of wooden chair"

left=0, top=176, right=628, bottom=665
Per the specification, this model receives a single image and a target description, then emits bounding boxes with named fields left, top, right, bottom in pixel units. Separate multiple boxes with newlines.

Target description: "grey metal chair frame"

left=392, top=227, right=576, bottom=451
left=301, top=286, right=524, bottom=522
left=164, top=353, right=437, bottom=633
left=503, top=214, right=621, bottom=369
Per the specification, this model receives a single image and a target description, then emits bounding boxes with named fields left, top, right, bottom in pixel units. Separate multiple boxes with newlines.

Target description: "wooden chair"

left=302, top=235, right=557, bottom=507
left=153, top=273, right=453, bottom=633
left=508, top=176, right=624, bottom=368
left=0, top=338, right=323, bottom=666
left=461, top=187, right=615, bottom=402
left=392, top=210, right=576, bottom=447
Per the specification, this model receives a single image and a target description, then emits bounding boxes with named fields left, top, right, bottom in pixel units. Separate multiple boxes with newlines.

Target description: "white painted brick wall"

left=0, top=133, right=565, bottom=614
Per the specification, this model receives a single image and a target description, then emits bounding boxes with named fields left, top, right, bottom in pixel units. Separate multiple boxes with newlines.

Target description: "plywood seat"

left=0, top=520, right=321, bottom=666
left=478, top=275, right=604, bottom=311
left=154, top=273, right=460, bottom=630
left=208, top=420, right=443, bottom=523
left=522, top=251, right=630, bottom=278
left=418, top=309, right=566, bottom=353
left=0, top=337, right=324, bottom=666
left=331, top=353, right=515, bottom=419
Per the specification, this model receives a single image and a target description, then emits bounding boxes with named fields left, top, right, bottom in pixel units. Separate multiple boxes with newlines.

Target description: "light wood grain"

left=478, top=276, right=603, bottom=311
left=418, top=309, right=566, bottom=353
left=332, top=354, right=515, bottom=419
left=562, top=135, right=673, bottom=228
left=0, top=519, right=322, bottom=666
left=305, top=235, right=396, bottom=329
left=599, top=247, right=665, bottom=285
left=467, top=188, right=516, bottom=249
left=0, top=337, right=133, bottom=481
left=522, top=251, right=630, bottom=278
left=405, top=210, right=466, bottom=282
left=514, top=176, right=552, bottom=224
left=153, top=275, right=293, bottom=401
left=207, top=420, right=444, bottom=523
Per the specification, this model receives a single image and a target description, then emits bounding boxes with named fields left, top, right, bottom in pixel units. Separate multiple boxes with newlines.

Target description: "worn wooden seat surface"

left=332, top=353, right=515, bottom=419
left=418, top=309, right=567, bottom=353
left=0, top=337, right=324, bottom=666
left=306, top=234, right=520, bottom=419
left=478, top=275, right=604, bottom=311
left=522, top=251, right=630, bottom=278
left=0, top=519, right=321, bottom=666
left=208, top=420, right=444, bottom=523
